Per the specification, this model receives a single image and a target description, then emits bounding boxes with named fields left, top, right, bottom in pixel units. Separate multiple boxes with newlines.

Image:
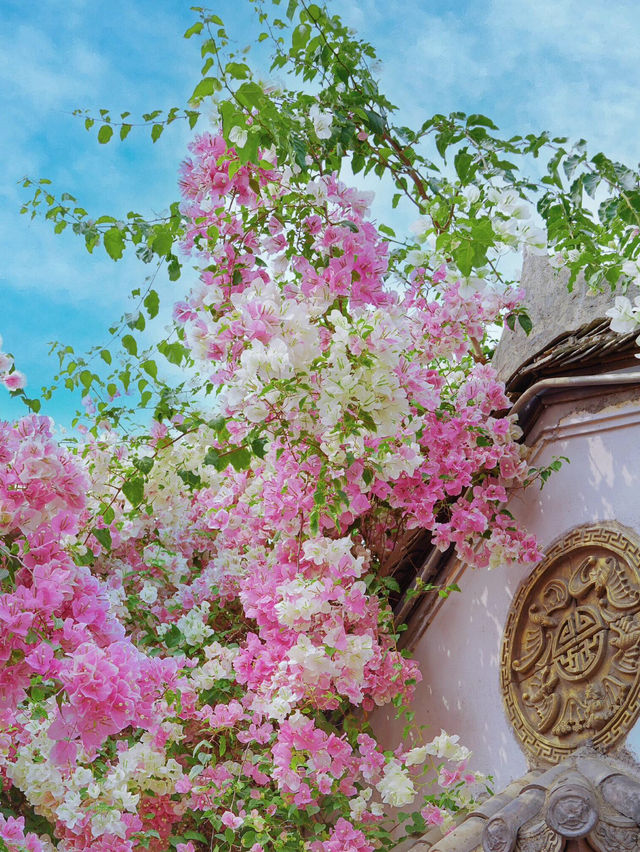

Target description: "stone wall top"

left=492, top=253, right=621, bottom=385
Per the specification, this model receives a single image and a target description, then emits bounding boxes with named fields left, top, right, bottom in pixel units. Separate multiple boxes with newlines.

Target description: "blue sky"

left=2, top=0, right=640, bottom=423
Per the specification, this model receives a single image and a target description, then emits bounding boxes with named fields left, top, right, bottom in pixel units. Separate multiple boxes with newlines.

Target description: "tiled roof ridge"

left=409, top=746, right=640, bottom=852
left=504, top=319, right=639, bottom=394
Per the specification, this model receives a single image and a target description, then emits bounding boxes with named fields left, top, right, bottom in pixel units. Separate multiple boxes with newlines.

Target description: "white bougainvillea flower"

left=606, top=295, right=640, bottom=334
left=622, top=258, right=640, bottom=280
left=548, top=251, right=567, bottom=269
left=376, top=760, right=416, bottom=807
left=309, top=104, right=333, bottom=139
left=228, top=125, right=248, bottom=148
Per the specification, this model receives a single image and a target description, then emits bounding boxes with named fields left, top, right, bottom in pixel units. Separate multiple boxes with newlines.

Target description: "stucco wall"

left=374, top=388, right=640, bottom=791
left=491, top=252, right=624, bottom=385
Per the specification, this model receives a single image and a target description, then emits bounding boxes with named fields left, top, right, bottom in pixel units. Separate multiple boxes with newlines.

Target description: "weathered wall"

left=491, top=252, right=623, bottom=384
left=374, top=388, right=640, bottom=790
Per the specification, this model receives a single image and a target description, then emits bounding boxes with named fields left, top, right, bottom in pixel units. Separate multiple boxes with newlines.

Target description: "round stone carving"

left=501, top=523, right=640, bottom=763
left=545, top=781, right=599, bottom=837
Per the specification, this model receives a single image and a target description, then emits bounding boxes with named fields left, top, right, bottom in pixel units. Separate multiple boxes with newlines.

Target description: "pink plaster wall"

left=373, top=392, right=640, bottom=790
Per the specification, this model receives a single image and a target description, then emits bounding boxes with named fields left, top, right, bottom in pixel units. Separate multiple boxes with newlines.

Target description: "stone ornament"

left=426, top=749, right=640, bottom=852
left=514, top=821, right=562, bottom=852
left=589, top=820, right=640, bottom=852
left=481, top=817, right=513, bottom=852
left=501, top=523, right=640, bottom=763
left=544, top=778, right=599, bottom=837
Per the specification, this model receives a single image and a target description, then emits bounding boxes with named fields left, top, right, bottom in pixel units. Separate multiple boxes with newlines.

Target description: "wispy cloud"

left=336, top=0, right=640, bottom=162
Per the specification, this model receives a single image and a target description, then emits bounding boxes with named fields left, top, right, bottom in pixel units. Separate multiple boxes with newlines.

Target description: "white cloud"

left=335, top=0, right=640, bottom=163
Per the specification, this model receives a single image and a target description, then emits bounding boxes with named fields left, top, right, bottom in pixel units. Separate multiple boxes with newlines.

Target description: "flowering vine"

left=0, top=125, right=545, bottom=852
left=10, top=2, right=637, bottom=849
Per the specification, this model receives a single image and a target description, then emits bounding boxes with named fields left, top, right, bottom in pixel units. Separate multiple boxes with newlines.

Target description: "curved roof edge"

left=407, top=746, right=640, bottom=852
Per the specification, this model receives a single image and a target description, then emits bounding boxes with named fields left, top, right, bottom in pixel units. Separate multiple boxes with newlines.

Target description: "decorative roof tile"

left=410, top=747, right=640, bottom=852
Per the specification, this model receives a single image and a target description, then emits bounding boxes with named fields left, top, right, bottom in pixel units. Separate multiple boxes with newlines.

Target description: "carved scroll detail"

left=515, top=821, right=562, bottom=852
left=589, top=821, right=640, bottom=852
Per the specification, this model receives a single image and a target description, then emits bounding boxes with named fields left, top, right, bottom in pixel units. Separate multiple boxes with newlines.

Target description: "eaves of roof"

left=409, top=747, right=640, bottom=852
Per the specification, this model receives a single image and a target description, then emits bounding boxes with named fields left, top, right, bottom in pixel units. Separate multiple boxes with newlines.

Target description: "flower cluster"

left=0, top=132, right=540, bottom=851
left=606, top=292, right=640, bottom=347
left=0, top=336, right=26, bottom=391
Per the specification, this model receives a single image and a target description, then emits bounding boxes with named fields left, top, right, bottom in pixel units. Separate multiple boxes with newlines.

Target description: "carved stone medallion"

left=501, top=523, right=640, bottom=763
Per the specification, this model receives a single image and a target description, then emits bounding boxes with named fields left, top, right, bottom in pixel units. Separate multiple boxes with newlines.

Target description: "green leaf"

left=470, top=217, right=494, bottom=246
left=141, top=359, right=158, bottom=379
left=251, top=437, right=267, bottom=458
left=152, top=230, right=173, bottom=257
left=74, top=548, right=95, bottom=567
left=363, top=109, right=385, bottom=136
left=151, top=124, right=164, bottom=143
left=92, top=527, right=112, bottom=551
left=158, top=340, right=187, bottom=365
left=120, top=369, right=131, bottom=391
left=226, top=62, right=250, bottom=79
left=184, top=21, right=204, bottom=38
left=104, top=227, right=125, bottom=261
left=292, top=23, right=310, bottom=51
left=352, top=152, right=364, bottom=174
left=466, top=113, right=498, bottom=130
left=235, top=82, right=264, bottom=110
left=101, top=504, right=115, bottom=525
left=518, top=313, right=533, bottom=335
left=134, top=456, right=154, bottom=475
left=581, top=171, right=599, bottom=199
left=204, top=447, right=222, bottom=468
left=163, top=624, right=182, bottom=648
left=100, top=349, right=112, bottom=365
left=168, top=257, right=181, bottom=281
left=454, top=148, right=474, bottom=182
left=122, top=477, right=145, bottom=507
left=132, top=312, right=145, bottom=331
left=291, top=135, right=307, bottom=170
left=183, top=832, right=208, bottom=843
left=455, top=240, right=475, bottom=277
left=178, top=469, right=203, bottom=490
left=120, top=124, right=132, bottom=141
left=191, top=77, right=217, bottom=101
left=227, top=447, right=252, bottom=471
left=435, top=129, right=452, bottom=159
left=122, top=334, right=138, bottom=357
left=563, top=152, right=582, bottom=181
left=97, top=124, right=114, bottom=144
left=144, top=289, right=160, bottom=319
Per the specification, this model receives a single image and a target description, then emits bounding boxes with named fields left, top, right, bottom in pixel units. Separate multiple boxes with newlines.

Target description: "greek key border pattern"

left=500, top=522, right=640, bottom=763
